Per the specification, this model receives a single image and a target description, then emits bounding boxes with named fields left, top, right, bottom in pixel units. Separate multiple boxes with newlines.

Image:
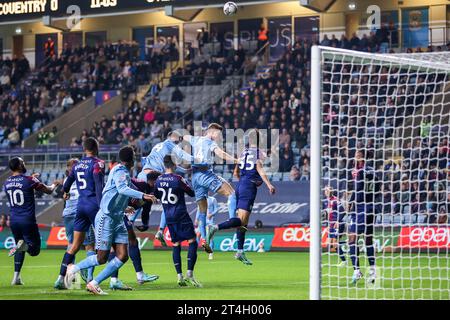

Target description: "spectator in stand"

left=171, top=86, right=184, bottom=102
left=289, top=165, right=301, bottom=181
left=44, top=37, right=55, bottom=59
left=257, top=23, right=269, bottom=54
left=197, top=27, right=209, bottom=54
left=37, top=129, right=50, bottom=146
left=144, top=107, right=155, bottom=124
left=280, top=143, right=294, bottom=172
left=300, top=158, right=310, bottom=181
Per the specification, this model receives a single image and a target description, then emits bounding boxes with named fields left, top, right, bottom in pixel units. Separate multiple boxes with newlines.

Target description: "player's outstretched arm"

left=114, top=169, right=145, bottom=200
left=233, top=164, right=241, bottom=180
left=214, top=147, right=238, bottom=164
left=93, top=161, right=106, bottom=206
left=256, top=162, right=275, bottom=195
left=62, top=163, right=76, bottom=194
left=34, top=178, right=61, bottom=195
left=180, top=177, right=195, bottom=197
left=173, top=145, right=194, bottom=165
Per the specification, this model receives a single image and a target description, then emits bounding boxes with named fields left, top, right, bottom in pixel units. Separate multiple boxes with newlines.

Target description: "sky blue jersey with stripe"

left=62, top=177, right=79, bottom=217
left=188, top=136, right=219, bottom=169
left=141, top=139, right=193, bottom=173
left=100, top=164, right=144, bottom=217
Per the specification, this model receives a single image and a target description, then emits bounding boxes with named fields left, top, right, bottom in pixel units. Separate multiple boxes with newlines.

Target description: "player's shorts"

left=95, top=212, right=129, bottom=251
left=348, top=204, right=375, bottom=235
left=236, top=180, right=258, bottom=212
left=192, top=169, right=224, bottom=201
left=167, top=218, right=196, bottom=244
left=63, top=215, right=95, bottom=245
left=74, top=202, right=99, bottom=233
left=10, top=221, right=41, bottom=256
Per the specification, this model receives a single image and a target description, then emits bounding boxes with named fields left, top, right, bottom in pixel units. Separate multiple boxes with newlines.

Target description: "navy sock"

left=14, top=251, right=25, bottom=273
left=187, top=241, right=198, bottom=271
left=349, top=242, right=359, bottom=270
left=236, top=226, right=247, bottom=250
left=173, top=245, right=182, bottom=274
left=129, top=242, right=143, bottom=273
left=366, top=239, right=375, bottom=266
left=218, top=217, right=242, bottom=230
left=338, top=241, right=346, bottom=262
left=108, top=252, right=119, bottom=278
left=59, top=252, right=75, bottom=276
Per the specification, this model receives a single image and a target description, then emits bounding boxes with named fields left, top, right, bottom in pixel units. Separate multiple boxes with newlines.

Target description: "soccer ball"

left=223, top=2, right=238, bottom=16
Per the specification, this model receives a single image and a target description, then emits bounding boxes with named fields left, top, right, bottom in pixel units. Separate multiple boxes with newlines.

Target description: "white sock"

left=370, top=266, right=376, bottom=274
left=13, top=272, right=20, bottom=279
left=90, top=280, right=99, bottom=286
left=237, top=249, right=244, bottom=254
left=57, top=275, right=64, bottom=282
left=110, top=277, right=118, bottom=283
left=136, top=271, right=144, bottom=280
left=177, top=273, right=184, bottom=280
left=186, top=270, right=193, bottom=278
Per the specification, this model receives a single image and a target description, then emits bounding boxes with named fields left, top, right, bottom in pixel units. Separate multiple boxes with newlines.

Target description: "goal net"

left=310, top=46, right=450, bottom=300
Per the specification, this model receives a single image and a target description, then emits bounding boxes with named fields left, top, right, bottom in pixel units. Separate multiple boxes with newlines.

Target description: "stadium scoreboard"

left=0, top=0, right=273, bottom=22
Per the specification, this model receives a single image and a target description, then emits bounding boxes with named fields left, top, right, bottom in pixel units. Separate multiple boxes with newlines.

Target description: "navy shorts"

left=74, top=203, right=99, bottom=233
left=236, top=180, right=258, bottom=213
left=348, top=205, right=375, bottom=235
left=64, top=215, right=95, bottom=245
left=167, top=219, right=196, bottom=244
left=10, top=221, right=41, bottom=256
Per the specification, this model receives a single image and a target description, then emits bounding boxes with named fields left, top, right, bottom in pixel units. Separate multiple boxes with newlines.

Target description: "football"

left=223, top=1, right=238, bottom=15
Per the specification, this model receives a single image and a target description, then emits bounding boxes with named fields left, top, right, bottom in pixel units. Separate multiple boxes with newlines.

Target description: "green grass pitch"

left=0, top=250, right=308, bottom=300
left=0, top=249, right=448, bottom=300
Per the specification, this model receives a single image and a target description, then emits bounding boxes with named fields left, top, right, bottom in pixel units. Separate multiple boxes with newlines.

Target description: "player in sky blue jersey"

left=183, top=123, right=238, bottom=254
left=57, top=138, right=105, bottom=285
left=195, top=194, right=218, bottom=260
left=207, top=129, right=275, bottom=265
left=154, top=155, right=202, bottom=287
left=106, top=171, right=161, bottom=290
left=65, top=146, right=157, bottom=295
left=54, top=158, right=96, bottom=289
left=4, top=157, right=59, bottom=285
left=348, top=150, right=380, bottom=285
left=137, top=131, right=193, bottom=246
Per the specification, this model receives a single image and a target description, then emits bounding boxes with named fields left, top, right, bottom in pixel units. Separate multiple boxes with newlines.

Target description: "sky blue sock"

left=75, top=254, right=99, bottom=273
left=227, top=193, right=237, bottom=218
left=197, top=212, right=207, bottom=239
left=94, top=257, right=124, bottom=285
left=108, top=252, right=119, bottom=278
left=159, top=211, right=166, bottom=231
left=86, top=250, right=96, bottom=282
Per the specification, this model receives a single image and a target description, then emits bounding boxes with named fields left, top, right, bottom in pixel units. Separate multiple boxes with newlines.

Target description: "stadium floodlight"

left=310, top=46, right=450, bottom=300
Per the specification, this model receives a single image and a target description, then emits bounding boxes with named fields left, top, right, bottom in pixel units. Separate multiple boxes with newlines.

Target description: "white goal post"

left=310, top=46, right=450, bottom=300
